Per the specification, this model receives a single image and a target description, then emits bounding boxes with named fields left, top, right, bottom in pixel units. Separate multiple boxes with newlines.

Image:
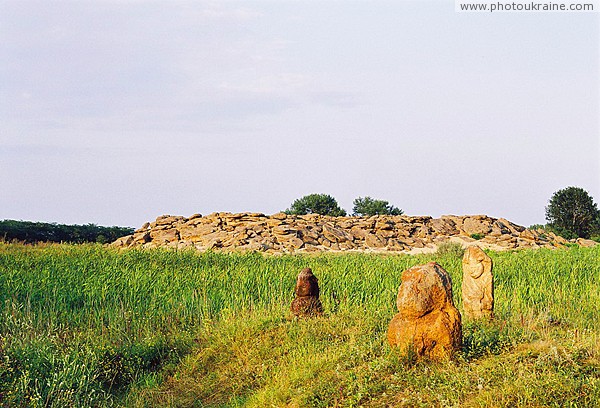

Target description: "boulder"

left=462, top=246, right=494, bottom=319
left=322, top=223, right=352, bottom=243
left=387, top=262, right=462, bottom=360
left=291, top=268, right=323, bottom=317
left=430, top=217, right=458, bottom=235
left=576, top=238, right=598, bottom=248
left=365, top=233, right=386, bottom=248
left=461, top=216, right=492, bottom=236
left=149, top=228, right=179, bottom=243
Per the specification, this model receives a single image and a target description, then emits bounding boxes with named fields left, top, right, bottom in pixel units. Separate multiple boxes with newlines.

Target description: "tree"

left=545, top=187, right=600, bottom=239
left=352, top=196, right=403, bottom=216
left=285, top=194, right=347, bottom=216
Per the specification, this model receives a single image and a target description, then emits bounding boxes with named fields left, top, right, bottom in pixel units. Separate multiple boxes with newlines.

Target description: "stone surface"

left=462, top=246, right=494, bottom=319
left=291, top=268, right=323, bottom=317
left=111, top=213, right=573, bottom=254
left=387, top=262, right=462, bottom=360
left=575, top=238, right=598, bottom=248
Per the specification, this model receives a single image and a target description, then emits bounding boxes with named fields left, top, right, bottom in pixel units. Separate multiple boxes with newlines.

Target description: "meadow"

left=0, top=242, right=598, bottom=407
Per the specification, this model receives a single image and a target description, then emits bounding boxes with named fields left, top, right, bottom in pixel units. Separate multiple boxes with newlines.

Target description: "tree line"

left=0, top=220, right=134, bottom=244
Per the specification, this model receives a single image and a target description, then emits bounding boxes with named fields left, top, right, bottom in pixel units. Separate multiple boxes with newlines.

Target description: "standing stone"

left=291, top=268, right=323, bottom=317
left=387, top=262, right=462, bottom=360
left=462, top=246, right=494, bottom=319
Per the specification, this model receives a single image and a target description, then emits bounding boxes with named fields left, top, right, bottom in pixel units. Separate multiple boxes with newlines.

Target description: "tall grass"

left=0, top=243, right=598, bottom=406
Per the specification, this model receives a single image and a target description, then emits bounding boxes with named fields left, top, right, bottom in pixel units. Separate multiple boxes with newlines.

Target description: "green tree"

left=352, top=196, right=403, bottom=216
left=285, top=194, right=347, bottom=216
left=545, top=187, right=600, bottom=239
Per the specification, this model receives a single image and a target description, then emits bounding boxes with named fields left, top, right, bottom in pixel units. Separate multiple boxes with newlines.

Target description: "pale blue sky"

left=1, top=1, right=598, bottom=228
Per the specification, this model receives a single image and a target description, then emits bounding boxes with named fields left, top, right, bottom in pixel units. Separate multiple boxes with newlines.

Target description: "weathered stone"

left=135, top=222, right=151, bottom=233
left=387, top=262, right=462, bottom=360
left=461, top=216, right=491, bottom=236
left=430, top=218, right=458, bottom=235
left=490, top=220, right=511, bottom=237
left=266, top=218, right=284, bottom=227
left=519, top=229, right=537, bottom=240
left=291, top=268, right=323, bottom=317
left=576, top=238, right=598, bottom=247
left=133, top=232, right=151, bottom=244
left=149, top=228, right=179, bottom=243
left=113, top=235, right=133, bottom=247
left=413, top=225, right=432, bottom=239
left=377, top=229, right=396, bottom=238
left=281, top=236, right=304, bottom=249
left=337, top=219, right=356, bottom=229
left=298, top=228, right=319, bottom=245
left=387, top=238, right=405, bottom=251
left=375, top=220, right=394, bottom=230
left=365, top=233, right=386, bottom=248
left=155, top=215, right=184, bottom=226
left=322, top=223, right=352, bottom=243
left=319, top=237, right=332, bottom=248
left=179, top=224, right=214, bottom=240
left=349, top=226, right=369, bottom=240
left=272, top=225, right=297, bottom=236
left=499, top=218, right=524, bottom=233
left=199, top=231, right=230, bottom=246
left=462, top=246, right=494, bottom=319
left=338, top=241, right=356, bottom=250
left=548, top=232, right=568, bottom=245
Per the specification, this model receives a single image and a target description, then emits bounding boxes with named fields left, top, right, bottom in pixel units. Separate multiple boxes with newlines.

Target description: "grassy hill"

left=0, top=243, right=598, bottom=406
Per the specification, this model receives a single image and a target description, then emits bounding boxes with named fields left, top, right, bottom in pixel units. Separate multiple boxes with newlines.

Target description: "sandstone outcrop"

left=462, top=246, right=494, bottom=319
left=112, top=212, right=574, bottom=254
left=290, top=268, right=323, bottom=317
left=387, top=262, right=462, bottom=360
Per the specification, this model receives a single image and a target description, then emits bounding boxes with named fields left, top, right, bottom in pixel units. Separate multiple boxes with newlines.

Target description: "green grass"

left=0, top=243, right=599, bottom=407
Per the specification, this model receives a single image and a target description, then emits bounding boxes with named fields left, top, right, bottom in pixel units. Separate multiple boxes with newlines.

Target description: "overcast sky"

left=1, top=0, right=598, bottom=228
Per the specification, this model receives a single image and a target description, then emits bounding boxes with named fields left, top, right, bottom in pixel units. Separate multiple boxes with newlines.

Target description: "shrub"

left=435, top=241, right=465, bottom=258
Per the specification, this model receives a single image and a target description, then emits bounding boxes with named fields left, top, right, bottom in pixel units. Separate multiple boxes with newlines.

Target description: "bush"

left=435, top=241, right=465, bottom=258
left=285, top=194, right=347, bottom=216
left=352, top=196, right=403, bottom=216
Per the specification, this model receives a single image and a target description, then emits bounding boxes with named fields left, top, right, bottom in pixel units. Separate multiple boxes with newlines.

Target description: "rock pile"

left=387, top=262, right=462, bottom=360
left=462, top=246, right=494, bottom=320
left=112, top=212, right=574, bottom=253
left=290, top=268, right=323, bottom=317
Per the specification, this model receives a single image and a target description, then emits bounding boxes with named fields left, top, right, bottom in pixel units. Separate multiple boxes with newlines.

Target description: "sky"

left=1, top=0, right=598, bottom=228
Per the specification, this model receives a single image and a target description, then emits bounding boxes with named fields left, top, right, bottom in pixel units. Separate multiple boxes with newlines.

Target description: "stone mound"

left=112, top=212, right=578, bottom=254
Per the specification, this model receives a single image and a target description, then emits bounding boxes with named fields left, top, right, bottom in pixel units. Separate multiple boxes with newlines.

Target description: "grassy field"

left=0, top=243, right=598, bottom=407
